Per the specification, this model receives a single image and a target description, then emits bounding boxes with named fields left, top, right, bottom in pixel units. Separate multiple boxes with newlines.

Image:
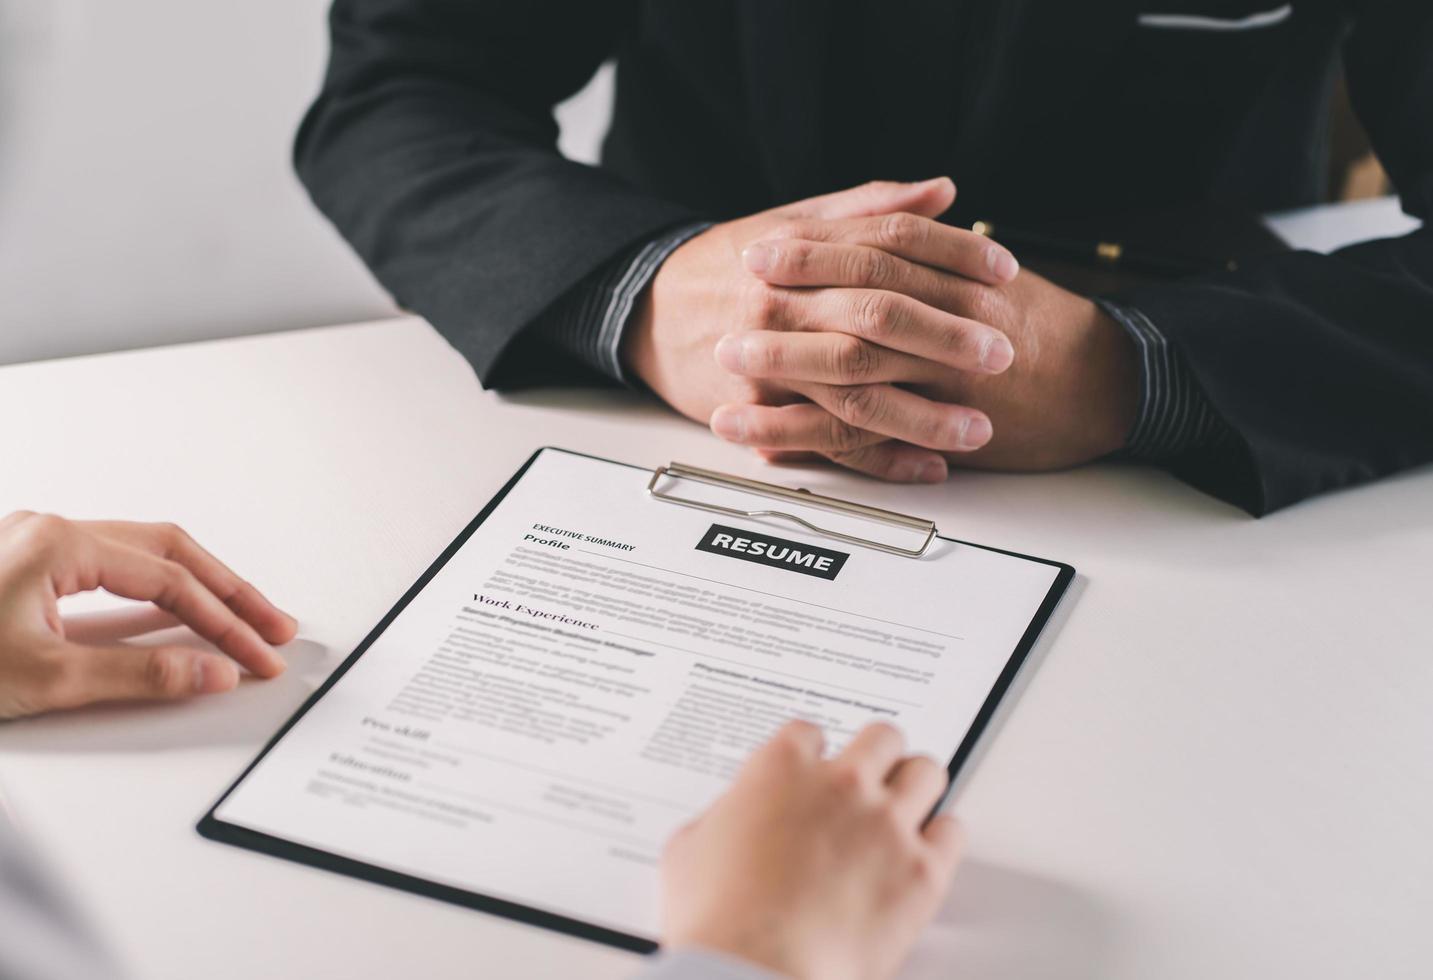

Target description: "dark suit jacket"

left=295, top=0, right=1433, bottom=515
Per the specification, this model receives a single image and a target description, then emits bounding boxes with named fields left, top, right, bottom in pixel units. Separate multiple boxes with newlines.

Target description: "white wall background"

left=0, top=0, right=613, bottom=365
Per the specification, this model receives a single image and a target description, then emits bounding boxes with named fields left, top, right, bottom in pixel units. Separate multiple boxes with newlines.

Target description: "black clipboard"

left=199, top=446, right=1075, bottom=953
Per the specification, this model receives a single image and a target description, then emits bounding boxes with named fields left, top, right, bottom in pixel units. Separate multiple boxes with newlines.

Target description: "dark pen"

left=971, top=220, right=1240, bottom=277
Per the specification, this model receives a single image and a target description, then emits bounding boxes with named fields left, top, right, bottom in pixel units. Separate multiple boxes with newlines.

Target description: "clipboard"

left=199, top=447, right=1074, bottom=953
left=648, top=462, right=938, bottom=557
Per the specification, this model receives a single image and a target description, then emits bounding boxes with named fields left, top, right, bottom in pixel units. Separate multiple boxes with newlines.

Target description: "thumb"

left=660, top=812, right=706, bottom=869
left=922, top=812, right=967, bottom=882
left=45, top=642, right=240, bottom=710
left=782, top=177, right=956, bottom=221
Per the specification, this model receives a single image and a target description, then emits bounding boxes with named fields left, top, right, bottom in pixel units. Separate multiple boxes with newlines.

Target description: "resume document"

left=211, top=449, right=1069, bottom=944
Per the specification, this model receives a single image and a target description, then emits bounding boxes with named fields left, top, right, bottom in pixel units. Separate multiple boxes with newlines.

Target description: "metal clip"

left=647, top=462, right=937, bottom=558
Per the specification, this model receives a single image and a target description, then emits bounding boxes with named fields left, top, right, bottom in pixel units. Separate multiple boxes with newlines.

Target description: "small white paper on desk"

left=214, top=448, right=1066, bottom=942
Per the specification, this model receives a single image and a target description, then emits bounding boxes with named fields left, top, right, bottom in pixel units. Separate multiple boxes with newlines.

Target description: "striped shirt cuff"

left=531, top=222, right=713, bottom=385
left=1097, top=298, right=1229, bottom=459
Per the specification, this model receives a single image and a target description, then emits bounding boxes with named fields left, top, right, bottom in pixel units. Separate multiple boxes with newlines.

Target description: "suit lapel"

left=851, top=0, right=969, bottom=185
left=736, top=0, right=1130, bottom=208
left=945, top=1, right=1132, bottom=219
left=739, top=0, right=972, bottom=198
left=737, top=0, right=835, bottom=202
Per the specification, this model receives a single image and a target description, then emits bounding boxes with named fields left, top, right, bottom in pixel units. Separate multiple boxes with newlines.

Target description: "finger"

left=763, top=212, right=1019, bottom=283
left=748, top=437, right=949, bottom=483
left=887, top=755, right=951, bottom=823
left=835, top=721, right=907, bottom=783
left=753, top=449, right=826, bottom=465
left=80, top=522, right=298, bottom=645
left=783, top=177, right=955, bottom=222
left=785, top=288, right=1013, bottom=375
left=661, top=813, right=703, bottom=858
left=710, top=401, right=887, bottom=454
left=921, top=812, right=967, bottom=880
left=61, top=607, right=180, bottom=644
left=715, top=331, right=938, bottom=386
left=78, top=535, right=286, bottom=677
left=0, top=509, right=38, bottom=532
left=826, top=441, right=949, bottom=484
left=746, top=234, right=1016, bottom=296
left=42, top=642, right=239, bottom=711
left=789, top=381, right=993, bottom=453
left=763, top=718, right=827, bottom=763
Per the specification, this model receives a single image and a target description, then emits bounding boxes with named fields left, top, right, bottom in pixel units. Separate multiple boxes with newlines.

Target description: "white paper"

left=214, top=449, right=1065, bottom=941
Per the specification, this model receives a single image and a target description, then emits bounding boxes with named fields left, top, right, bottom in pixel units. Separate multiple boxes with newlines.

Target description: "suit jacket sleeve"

left=1114, top=0, right=1433, bottom=515
left=295, top=0, right=699, bottom=387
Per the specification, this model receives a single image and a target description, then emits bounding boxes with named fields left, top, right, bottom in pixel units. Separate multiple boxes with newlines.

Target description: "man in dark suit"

left=294, top=0, right=1433, bottom=515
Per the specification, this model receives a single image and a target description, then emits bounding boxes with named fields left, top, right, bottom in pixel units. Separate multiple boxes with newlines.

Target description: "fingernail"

left=959, top=416, right=993, bottom=449
left=710, top=406, right=747, bottom=443
left=915, top=460, right=948, bottom=483
left=272, top=612, right=300, bottom=644
left=742, top=243, right=777, bottom=275
left=194, top=654, right=239, bottom=694
left=979, top=335, right=1015, bottom=373
left=987, top=247, right=1019, bottom=281
left=714, top=334, right=747, bottom=373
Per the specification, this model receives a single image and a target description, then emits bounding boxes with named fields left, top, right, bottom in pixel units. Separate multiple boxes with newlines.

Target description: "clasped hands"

left=623, top=177, right=1139, bottom=481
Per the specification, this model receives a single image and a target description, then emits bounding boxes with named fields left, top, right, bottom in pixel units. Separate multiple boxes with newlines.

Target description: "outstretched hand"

left=0, top=512, right=296, bottom=719
left=661, top=721, right=963, bottom=980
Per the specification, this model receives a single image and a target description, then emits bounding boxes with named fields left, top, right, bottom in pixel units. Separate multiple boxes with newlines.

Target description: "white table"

left=1, top=202, right=1430, bottom=980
